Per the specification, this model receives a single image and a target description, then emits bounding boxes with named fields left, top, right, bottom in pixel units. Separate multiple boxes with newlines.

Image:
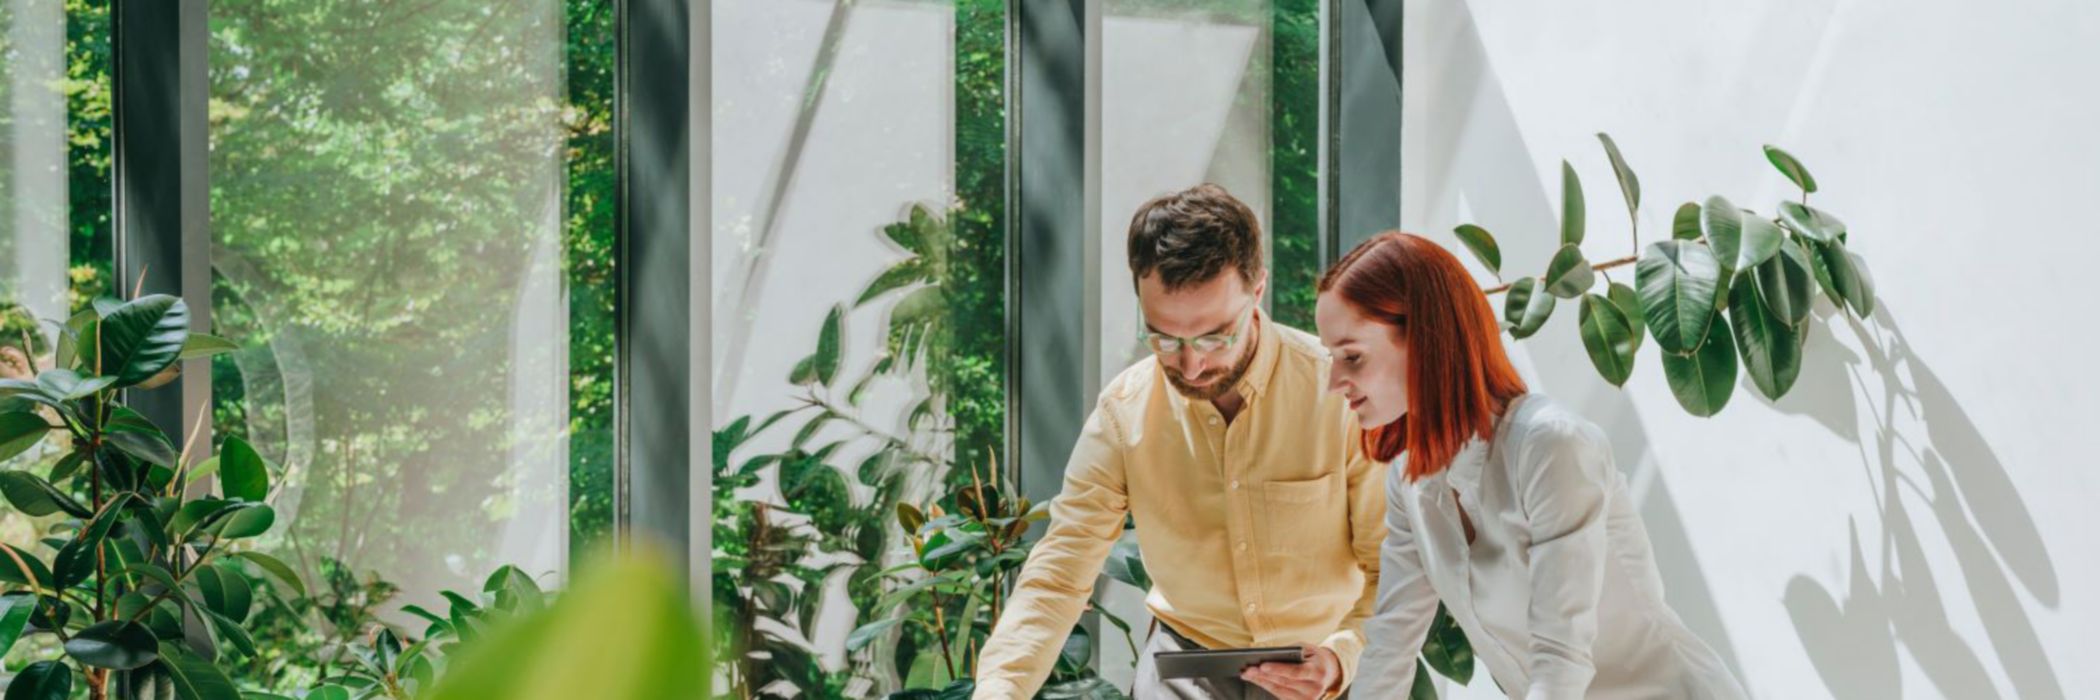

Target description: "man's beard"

left=1163, top=343, right=1258, bottom=401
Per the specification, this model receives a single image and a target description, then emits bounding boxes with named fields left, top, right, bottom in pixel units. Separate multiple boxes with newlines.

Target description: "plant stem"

left=1483, top=254, right=1639, bottom=295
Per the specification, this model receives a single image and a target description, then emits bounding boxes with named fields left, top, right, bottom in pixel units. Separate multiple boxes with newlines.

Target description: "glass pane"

left=1093, top=0, right=1325, bottom=685
left=206, top=0, right=612, bottom=689
left=709, top=0, right=1007, bottom=695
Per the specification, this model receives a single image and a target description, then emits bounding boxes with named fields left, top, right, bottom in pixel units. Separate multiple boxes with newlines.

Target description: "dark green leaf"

left=1057, top=623, right=1094, bottom=677
left=1777, top=201, right=1845, bottom=244
left=1420, top=603, right=1474, bottom=684
left=1609, top=282, right=1644, bottom=352
left=1544, top=244, right=1595, bottom=299
left=1731, top=216, right=1785, bottom=271
left=36, top=370, right=116, bottom=400
left=0, top=544, right=54, bottom=590
left=98, top=296, right=192, bottom=388
left=787, top=356, right=819, bottom=387
left=303, top=686, right=352, bottom=700
left=0, top=470, right=91, bottom=518
left=0, top=412, right=50, bottom=462
left=1816, top=241, right=1876, bottom=318
left=1503, top=278, right=1556, bottom=340
left=1661, top=319, right=1738, bottom=417
left=1701, top=196, right=1744, bottom=275
left=896, top=502, right=925, bottom=534
left=47, top=450, right=89, bottom=483
left=1671, top=202, right=1702, bottom=241
left=1561, top=160, right=1585, bottom=246
left=814, top=305, right=844, bottom=387
left=105, top=407, right=179, bottom=468
left=484, top=565, right=545, bottom=612
left=1764, top=145, right=1818, bottom=194
left=1731, top=278, right=1803, bottom=401
left=1452, top=224, right=1501, bottom=278
left=1579, top=296, right=1638, bottom=387
left=4, top=660, right=72, bottom=700
left=1409, top=659, right=1437, bottom=700
left=218, top=435, right=270, bottom=502
left=1756, top=240, right=1815, bottom=328
left=160, top=642, right=242, bottom=700
left=66, top=619, right=160, bottom=670
left=210, top=504, right=275, bottom=540
left=1636, top=241, right=1722, bottom=355
left=194, top=565, right=254, bottom=623
left=1598, top=133, right=1640, bottom=219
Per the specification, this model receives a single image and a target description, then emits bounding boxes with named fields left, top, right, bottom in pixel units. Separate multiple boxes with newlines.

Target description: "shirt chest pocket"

left=1257, top=472, right=1349, bottom=557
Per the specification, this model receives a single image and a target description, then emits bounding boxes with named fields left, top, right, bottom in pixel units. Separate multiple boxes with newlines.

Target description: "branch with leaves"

left=1456, top=135, right=1875, bottom=416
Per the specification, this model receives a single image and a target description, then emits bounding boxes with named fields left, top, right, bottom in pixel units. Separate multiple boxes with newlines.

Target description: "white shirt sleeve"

left=1351, top=461, right=1444, bottom=699
left=1513, top=417, right=1614, bottom=700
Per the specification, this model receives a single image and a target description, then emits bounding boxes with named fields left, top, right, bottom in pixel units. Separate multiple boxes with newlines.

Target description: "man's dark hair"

left=1126, top=184, right=1264, bottom=291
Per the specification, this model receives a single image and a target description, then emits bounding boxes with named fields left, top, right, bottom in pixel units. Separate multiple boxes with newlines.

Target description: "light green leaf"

left=1609, top=282, right=1644, bottom=353
left=1579, top=295, right=1639, bottom=387
left=1544, top=244, right=1595, bottom=299
left=1453, top=224, right=1501, bottom=278
left=1701, top=196, right=1744, bottom=273
left=421, top=553, right=707, bottom=700
left=857, top=259, right=928, bottom=307
left=1661, top=320, right=1738, bottom=417
left=179, top=333, right=240, bottom=361
left=814, top=305, right=843, bottom=387
left=1672, top=202, right=1702, bottom=241
left=1764, top=145, right=1818, bottom=194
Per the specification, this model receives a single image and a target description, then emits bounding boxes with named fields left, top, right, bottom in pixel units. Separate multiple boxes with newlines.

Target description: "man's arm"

left=972, top=404, right=1131, bottom=699
left=1317, top=427, right=1385, bottom=695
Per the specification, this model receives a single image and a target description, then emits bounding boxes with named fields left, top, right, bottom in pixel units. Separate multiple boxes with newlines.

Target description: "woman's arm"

left=1515, top=417, right=1614, bottom=700
left=1351, top=463, right=1443, bottom=698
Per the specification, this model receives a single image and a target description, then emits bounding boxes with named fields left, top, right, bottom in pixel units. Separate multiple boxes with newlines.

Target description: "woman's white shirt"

left=1352, top=394, right=1747, bottom=700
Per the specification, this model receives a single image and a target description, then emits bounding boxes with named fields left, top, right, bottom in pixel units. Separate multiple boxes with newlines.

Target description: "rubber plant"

left=1462, top=136, right=1875, bottom=417
left=0, top=294, right=294, bottom=700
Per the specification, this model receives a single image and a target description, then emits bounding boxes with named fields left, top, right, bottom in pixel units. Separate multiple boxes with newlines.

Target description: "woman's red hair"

left=1318, top=232, right=1529, bottom=482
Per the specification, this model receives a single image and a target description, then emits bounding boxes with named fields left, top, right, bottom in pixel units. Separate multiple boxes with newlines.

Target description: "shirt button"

left=1245, top=603, right=1258, bottom=613
left=1229, top=479, right=1241, bottom=490
left=1237, top=541, right=1248, bottom=552
left=1207, top=416, right=1221, bottom=426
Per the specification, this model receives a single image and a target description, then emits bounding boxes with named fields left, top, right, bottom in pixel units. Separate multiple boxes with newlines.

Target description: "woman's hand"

left=1241, top=644, right=1341, bottom=700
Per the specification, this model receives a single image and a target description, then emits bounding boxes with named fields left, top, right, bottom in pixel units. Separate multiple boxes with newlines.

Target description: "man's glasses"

left=1141, top=299, right=1256, bottom=355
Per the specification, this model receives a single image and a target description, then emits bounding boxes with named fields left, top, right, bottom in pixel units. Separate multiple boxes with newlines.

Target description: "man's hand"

left=1241, top=644, right=1340, bottom=700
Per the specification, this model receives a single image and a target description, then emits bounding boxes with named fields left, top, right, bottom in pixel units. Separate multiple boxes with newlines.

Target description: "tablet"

left=1154, top=646, right=1306, bottom=680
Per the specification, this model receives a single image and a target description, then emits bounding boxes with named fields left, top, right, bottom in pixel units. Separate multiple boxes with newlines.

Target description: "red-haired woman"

left=1301, top=232, right=1746, bottom=699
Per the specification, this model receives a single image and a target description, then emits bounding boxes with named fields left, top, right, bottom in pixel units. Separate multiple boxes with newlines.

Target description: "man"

left=975, top=185, right=1382, bottom=699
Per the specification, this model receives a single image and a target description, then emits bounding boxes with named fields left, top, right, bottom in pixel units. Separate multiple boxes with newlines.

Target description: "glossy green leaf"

left=218, top=435, right=270, bottom=502
left=1731, top=215, right=1786, bottom=271
left=194, top=564, right=254, bottom=623
left=105, top=407, right=179, bottom=467
left=1756, top=240, right=1816, bottom=328
left=1731, top=278, right=1803, bottom=401
left=1102, top=538, right=1150, bottom=591
left=787, top=356, right=818, bottom=386
left=1778, top=201, right=1845, bottom=243
left=160, top=642, right=242, bottom=700
left=1544, top=244, right=1595, bottom=299
left=1661, top=320, right=1738, bottom=417
left=303, top=687, right=352, bottom=700
left=1700, top=196, right=1745, bottom=272
left=0, top=412, right=50, bottom=462
left=1503, top=278, right=1556, bottom=340
left=1672, top=202, right=1702, bottom=241
left=55, top=494, right=138, bottom=589
left=1636, top=241, right=1722, bottom=355
left=1409, top=659, right=1437, bottom=700
left=1420, top=603, right=1474, bottom=684
left=0, top=593, right=34, bottom=656
left=98, top=295, right=192, bottom=387
left=421, top=553, right=707, bottom=700
left=0, top=470, right=91, bottom=518
left=1561, top=160, right=1585, bottom=246
left=846, top=618, right=903, bottom=653
left=484, top=565, right=545, bottom=613
left=4, top=660, right=72, bottom=700
left=1765, top=145, right=1818, bottom=194
left=857, top=259, right=928, bottom=307
left=1579, top=295, right=1639, bottom=387
left=1817, top=242, right=1876, bottom=318
left=36, top=369, right=116, bottom=400
left=66, top=619, right=160, bottom=670
left=1598, top=133, right=1640, bottom=220
left=213, top=505, right=276, bottom=540
left=1609, top=282, right=1644, bottom=352
left=1453, top=224, right=1502, bottom=278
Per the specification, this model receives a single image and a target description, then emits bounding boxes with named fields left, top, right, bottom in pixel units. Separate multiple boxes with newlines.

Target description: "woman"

left=1297, top=232, right=1746, bottom=699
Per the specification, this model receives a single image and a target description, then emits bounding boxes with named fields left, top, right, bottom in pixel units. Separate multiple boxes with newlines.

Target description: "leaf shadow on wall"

left=1764, top=303, right=2061, bottom=700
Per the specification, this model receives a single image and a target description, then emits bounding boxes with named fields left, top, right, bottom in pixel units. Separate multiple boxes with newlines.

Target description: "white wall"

left=1401, top=1, right=2098, bottom=698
